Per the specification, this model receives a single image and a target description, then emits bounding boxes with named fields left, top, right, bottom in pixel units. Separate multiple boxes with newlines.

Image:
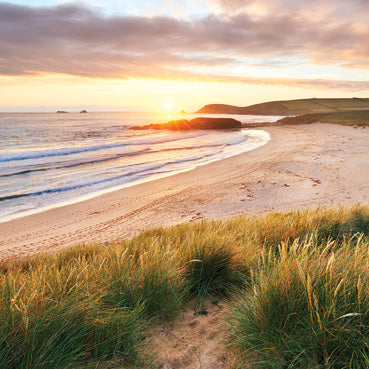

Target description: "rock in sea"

left=130, top=117, right=242, bottom=131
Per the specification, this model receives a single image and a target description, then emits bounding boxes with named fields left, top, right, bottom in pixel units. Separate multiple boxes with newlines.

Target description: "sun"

left=163, top=101, right=173, bottom=111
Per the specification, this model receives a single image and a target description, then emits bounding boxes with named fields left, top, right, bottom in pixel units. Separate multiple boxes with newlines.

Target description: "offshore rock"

left=130, top=117, right=242, bottom=131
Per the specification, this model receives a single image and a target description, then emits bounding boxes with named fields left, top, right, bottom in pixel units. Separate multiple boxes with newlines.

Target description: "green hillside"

left=277, top=109, right=369, bottom=126
left=196, top=98, right=369, bottom=116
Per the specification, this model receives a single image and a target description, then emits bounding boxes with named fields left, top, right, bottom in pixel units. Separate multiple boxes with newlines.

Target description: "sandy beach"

left=1, top=123, right=368, bottom=260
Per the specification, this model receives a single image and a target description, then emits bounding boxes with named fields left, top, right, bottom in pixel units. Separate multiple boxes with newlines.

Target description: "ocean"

left=0, top=111, right=282, bottom=222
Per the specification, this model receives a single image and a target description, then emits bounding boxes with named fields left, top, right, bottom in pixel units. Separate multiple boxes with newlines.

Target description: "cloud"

left=198, top=74, right=369, bottom=92
left=0, top=2, right=369, bottom=91
left=208, top=0, right=369, bottom=17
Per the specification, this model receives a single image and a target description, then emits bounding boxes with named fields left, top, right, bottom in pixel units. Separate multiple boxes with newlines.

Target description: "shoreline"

left=1, top=123, right=368, bottom=259
left=0, top=128, right=270, bottom=224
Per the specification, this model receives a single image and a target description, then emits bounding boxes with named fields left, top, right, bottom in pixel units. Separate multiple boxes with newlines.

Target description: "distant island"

left=131, top=117, right=242, bottom=130
left=56, top=109, right=88, bottom=113
left=196, top=98, right=369, bottom=116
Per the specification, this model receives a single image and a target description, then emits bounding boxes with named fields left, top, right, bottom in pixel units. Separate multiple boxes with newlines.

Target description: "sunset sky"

left=1, top=0, right=369, bottom=112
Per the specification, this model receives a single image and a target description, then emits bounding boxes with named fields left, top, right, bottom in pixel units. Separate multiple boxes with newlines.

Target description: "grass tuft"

left=183, top=234, right=245, bottom=297
left=228, top=236, right=369, bottom=368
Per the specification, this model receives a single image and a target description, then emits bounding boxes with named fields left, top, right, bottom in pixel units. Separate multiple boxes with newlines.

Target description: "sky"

left=1, top=0, right=369, bottom=112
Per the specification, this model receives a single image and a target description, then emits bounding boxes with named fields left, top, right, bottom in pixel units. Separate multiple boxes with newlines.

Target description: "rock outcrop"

left=130, top=117, right=242, bottom=131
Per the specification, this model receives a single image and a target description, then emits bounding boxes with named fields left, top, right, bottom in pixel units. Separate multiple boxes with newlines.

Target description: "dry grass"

left=0, top=205, right=368, bottom=368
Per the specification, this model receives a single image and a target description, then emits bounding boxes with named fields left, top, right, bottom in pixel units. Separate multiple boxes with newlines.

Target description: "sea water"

left=0, top=111, right=282, bottom=222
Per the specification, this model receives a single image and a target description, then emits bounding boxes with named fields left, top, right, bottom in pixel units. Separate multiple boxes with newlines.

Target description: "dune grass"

left=228, top=236, right=369, bottom=368
left=0, top=205, right=369, bottom=368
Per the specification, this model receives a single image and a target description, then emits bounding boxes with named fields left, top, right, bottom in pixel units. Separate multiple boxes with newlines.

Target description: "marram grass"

left=0, top=205, right=368, bottom=368
left=228, top=236, right=369, bottom=368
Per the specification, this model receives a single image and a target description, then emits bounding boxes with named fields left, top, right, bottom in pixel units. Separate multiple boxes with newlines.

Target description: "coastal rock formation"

left=131, top=117, right=242, bottom=130
left=56, top=110, right=68, bottom=113
left=80, top=110, right=87, bottom=113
